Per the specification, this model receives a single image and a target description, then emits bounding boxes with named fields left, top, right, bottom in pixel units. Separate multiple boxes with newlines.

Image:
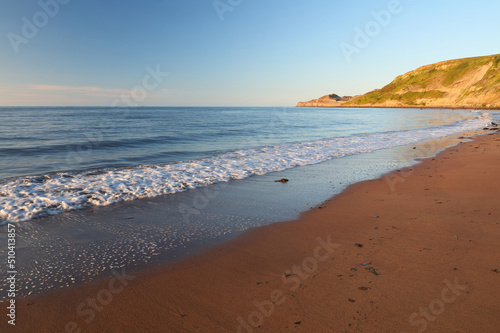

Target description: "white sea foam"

left=0, top=114, right=492, bottom=223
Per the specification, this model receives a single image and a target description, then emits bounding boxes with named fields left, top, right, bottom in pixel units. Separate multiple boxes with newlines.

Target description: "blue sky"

left=0, top=0, right=499, bottom=106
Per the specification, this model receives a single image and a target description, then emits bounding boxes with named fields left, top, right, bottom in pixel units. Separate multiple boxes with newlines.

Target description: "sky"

left=0, top=0, right=499, bottom=107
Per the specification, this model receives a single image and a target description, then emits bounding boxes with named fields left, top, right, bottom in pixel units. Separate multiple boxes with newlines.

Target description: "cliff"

left=297, top=54, right=500, bottom=109
left=296, top=94, right=353, bottom=107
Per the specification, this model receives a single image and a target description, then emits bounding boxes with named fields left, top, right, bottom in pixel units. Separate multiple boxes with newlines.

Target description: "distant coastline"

left=297, top=105, right=500, bottom=111
left=298, top=54, right=500, bottom=110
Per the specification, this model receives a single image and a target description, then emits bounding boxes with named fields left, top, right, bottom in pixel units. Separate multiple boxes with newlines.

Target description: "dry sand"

left=2, top=132, right=500, bottom=333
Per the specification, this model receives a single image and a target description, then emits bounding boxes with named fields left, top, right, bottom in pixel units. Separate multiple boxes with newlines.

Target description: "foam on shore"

left=0, top=114, right=492, bottom=224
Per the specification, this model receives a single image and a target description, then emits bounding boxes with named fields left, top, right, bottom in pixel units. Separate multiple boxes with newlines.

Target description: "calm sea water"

left=0, top=106, right=493, bottom=223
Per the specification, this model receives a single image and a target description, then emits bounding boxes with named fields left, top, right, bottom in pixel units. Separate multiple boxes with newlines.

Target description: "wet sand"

left=2, top=132, right=500, bottom=332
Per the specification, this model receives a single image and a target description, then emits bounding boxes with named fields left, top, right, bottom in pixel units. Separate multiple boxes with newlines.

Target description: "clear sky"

left=0, top=0, right=499, bottom=107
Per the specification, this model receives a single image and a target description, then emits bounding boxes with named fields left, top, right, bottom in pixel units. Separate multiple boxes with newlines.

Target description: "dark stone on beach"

left=355, top=243, right=364, bottom=248
left=349, top=267, right=357, bottom=272
left=358, top=286, right=370, bottom=291
left=275, top=178, right=289, bottom=183
left=492, top=269, right=499, bottom=273
left=294, top=321, right=302, bottom=325
left=365, top=267, right=380, bottom=276
left=362, top=262, right=372, bottom=266
left=348, top=298, right=356, bottom=303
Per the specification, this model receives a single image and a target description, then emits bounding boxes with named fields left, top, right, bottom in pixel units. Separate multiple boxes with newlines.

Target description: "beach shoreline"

left=2, top=130, right=500, bottom=332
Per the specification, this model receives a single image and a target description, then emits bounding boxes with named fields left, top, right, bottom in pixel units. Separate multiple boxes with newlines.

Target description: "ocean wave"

left=0, top=114, right=492, bottom=224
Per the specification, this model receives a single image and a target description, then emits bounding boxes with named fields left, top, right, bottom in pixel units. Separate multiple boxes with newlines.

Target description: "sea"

left=0, top=106, right=494, bottom=224
left=0, top=106, right=497, bottom=300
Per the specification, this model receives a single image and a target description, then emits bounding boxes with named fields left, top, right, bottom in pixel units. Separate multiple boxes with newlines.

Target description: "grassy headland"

left=297, top=54, right=500, bottom=109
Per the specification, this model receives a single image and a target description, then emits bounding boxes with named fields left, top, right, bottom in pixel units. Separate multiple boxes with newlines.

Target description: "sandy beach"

left=2, top=131, right=500, bottom=333
left=2, top=1, right=500, bottom=332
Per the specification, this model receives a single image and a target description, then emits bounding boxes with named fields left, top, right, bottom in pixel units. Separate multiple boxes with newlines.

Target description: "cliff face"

left=297, top=54, right=500, bottom=109
left=296, top=94, right=353, bottom=107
